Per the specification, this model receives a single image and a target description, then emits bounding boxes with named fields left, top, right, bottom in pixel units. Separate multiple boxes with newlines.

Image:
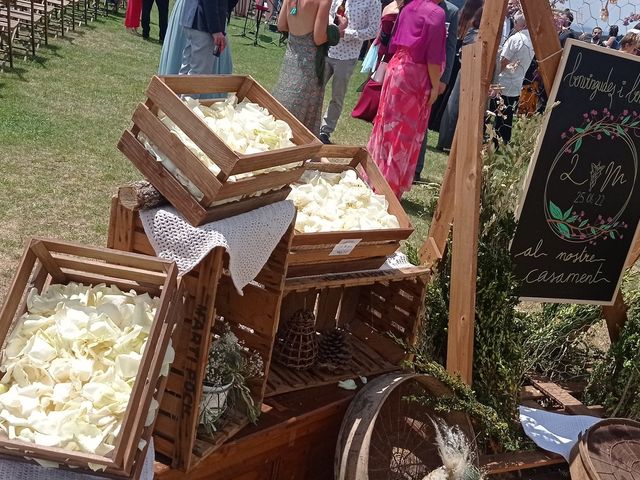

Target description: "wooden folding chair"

left=7, top=0, right=44, bottom=57
left=0, top=0, right=19, bottom=69
left=15, top=0, right=48, bottom=45
left=43, top=0, right=71, bottom=37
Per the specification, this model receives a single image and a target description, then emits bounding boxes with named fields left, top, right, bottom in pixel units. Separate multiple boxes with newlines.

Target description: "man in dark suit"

left=180, top=0, right=238, bottom=75
left=142, top=0, right=168, bottom=42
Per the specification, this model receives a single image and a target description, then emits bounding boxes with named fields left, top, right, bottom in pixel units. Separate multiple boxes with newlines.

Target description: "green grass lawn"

left=0, top=10, right=448, bottom=297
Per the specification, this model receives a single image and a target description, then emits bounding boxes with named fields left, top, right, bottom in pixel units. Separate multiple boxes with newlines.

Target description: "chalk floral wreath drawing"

left=543, top=108, right=638, bottom=244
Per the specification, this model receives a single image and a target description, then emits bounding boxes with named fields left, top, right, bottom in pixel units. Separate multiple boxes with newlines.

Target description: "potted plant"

left=200, top=321, right=264, bottom=434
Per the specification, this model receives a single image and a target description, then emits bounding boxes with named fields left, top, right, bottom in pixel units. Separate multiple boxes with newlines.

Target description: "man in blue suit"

left=180, top=0, right=238, bottom=75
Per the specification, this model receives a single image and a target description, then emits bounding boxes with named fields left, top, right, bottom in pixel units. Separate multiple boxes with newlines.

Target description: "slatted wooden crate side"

left=148, top=74, right=322, bottom=176
left=0, top=238, right=179, bottom=478
left=131, top=101, right=222, bottom=205
left=107, top=198, right=226, bottom=470
left=119, top=126, right=299, bottom=227
left=117, top=131, right=209, bottom=227
left=268, top=267, right=430, bottom=397
left=216, top=223, right=293, bottom=403
left=145, top=76, right=237, bottom=176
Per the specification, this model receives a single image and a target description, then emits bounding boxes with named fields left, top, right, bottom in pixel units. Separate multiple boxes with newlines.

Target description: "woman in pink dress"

left=367, top=0, right=446, bottom=198
left=125, top=0, right=143, bottom=33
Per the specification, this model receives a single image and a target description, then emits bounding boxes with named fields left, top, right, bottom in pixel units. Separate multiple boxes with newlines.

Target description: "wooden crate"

left=118, top=74, right=322, bottom=226
left=287, top=145, right=414, bottom=277
left=0, top=237, right=180, bottom=478
left=108, top=196, right=293, bottom=472
left=266, top=266, right=430, bottom=397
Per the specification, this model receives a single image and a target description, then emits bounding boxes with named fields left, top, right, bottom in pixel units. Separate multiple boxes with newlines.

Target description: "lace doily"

left=140, top=201, right=296, bottom=293
left=0, top=439, right=154, bottom=480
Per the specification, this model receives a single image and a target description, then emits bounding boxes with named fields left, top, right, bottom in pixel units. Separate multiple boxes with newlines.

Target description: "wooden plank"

left=38, top=237, right=171, bottom=273
left=291, top=228, right=412, bottom=247
left=160, top=74, right=245, bottom=95
left=230, top=147, right=312, bottom=175
left=528, top=378, right=601, bottom=417
left=284, top=266, right=430, bottom=292
left=520, top=0, right=563, bottom=95
left=603, top=290, right=627, bottom=342
left=30, top=239, right=66, bottom=283
left=447, top=40, right=487, bottom=385
left=175, top=248, right=225, bottom=471
left=315, top=288, right=342, bottom=332
left=288, top=242, right=399, bottom=267
left=108, top=196, right=136, bottom=251
left=480, top=450, right=565, bottom=474
left=217, top=167, right=304, bottom=199
left=286, top=257, right=389, bottom=278
left=53, top=256, right=168, bottom=285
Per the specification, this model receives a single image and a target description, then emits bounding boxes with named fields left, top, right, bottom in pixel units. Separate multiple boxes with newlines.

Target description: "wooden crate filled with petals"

left=118, top=74, right=322, bottom=226
left=0, top=238, right=181, bottom=478
left=287, top=145, right=414, bottom=277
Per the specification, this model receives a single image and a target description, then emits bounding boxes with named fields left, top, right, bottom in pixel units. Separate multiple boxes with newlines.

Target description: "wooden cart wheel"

left=335, top=373, right=476, bottom=480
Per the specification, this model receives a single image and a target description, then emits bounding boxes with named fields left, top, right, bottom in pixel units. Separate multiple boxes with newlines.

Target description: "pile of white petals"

left=0, top=283, right=174, bottom=464
left=288, top=170, right=400, bottom=232
left=157, top=95, right=296, bottom=178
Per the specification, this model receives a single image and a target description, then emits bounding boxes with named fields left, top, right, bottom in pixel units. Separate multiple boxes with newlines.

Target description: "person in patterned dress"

left=273, top=0, right=347, bottom=134
left=367, top=0, right=446, bottom=198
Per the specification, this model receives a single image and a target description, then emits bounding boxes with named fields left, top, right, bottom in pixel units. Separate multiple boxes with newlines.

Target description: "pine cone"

left=317, top=328, right=352, bottom=372
left=274, top=309, right=318, bottom=370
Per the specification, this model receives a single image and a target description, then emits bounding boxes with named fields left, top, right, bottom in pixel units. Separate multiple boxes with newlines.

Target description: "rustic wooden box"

left=266, top=265, right=430, bottom=397
left=108, top=197, right=293, bottom=472
left=287, top=145, right=414, bottom=277
left=0, top=237, right=180, bottom=478
left=118, top=74, right=322, bottom=226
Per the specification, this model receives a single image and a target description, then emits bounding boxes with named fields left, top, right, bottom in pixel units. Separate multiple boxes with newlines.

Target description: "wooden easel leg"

left=446, top=41, right=487, bottom=385
left=520, top=0, right=562, bottom=95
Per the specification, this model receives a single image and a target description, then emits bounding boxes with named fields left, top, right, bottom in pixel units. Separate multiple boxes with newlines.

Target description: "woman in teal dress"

left=158, top=0, right=233, bottom=75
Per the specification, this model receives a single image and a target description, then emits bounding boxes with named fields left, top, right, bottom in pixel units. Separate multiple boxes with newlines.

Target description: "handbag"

left=360, top=43, right=379, bottom=73
left=351, top=77, right=384, bottom=123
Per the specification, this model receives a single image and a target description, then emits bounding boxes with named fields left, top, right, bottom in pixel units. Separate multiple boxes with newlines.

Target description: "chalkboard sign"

left=511, top=41, right=640, bottom=305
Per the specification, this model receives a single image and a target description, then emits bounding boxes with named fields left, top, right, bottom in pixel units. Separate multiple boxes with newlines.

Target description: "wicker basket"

left=274, top=309, right=318, bottom=370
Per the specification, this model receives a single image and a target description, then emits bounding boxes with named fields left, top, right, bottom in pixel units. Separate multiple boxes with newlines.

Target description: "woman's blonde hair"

left=621, top=32, right=640, bottom=52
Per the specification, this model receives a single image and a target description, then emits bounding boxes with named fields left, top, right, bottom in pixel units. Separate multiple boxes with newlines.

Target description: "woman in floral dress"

left=367, top=0, right=446, bottom=198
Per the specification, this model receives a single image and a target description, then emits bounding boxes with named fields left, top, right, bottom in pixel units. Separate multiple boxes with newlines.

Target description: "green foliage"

left=521, top=304, right=603, bottom=381
left=417, top=116, right=545, bottom=451
left=202, top=322, right=264, bottom=432
left=410, top=359, right=525, bottom=452
left=584, top=274, right=640, bottom=419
